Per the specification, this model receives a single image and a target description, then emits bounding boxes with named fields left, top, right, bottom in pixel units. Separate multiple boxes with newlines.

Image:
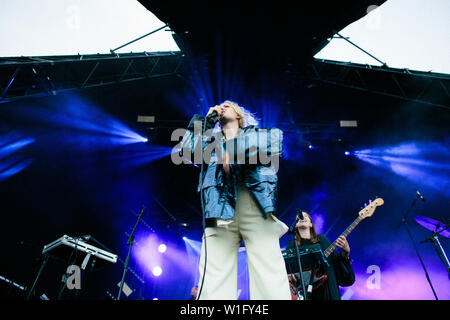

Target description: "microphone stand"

left=196, top=113, right=215, bottom=300
left=117, top=205, right=145, bottom=300
left=288, top=225, right=307, bottom=300
left=399, top=194, right=438, bottom=300
left=420, top=225, right=450, bottom=280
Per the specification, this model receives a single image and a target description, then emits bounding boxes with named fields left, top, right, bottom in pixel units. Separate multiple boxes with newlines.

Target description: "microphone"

left=288, top=209, right=305, bottom=233
left=297, top=209, right=305, bottom=221
left=206, top=110, right=218, bottom=119
left=416, top=190, right=426, bottom=202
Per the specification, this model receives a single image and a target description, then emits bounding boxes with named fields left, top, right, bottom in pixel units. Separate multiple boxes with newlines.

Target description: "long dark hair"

left=295, top=211, right=319, bottom=246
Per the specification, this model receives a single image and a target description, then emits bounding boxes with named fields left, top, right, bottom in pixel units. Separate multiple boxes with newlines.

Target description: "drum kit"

left=414, top=215, right=450, bottom=279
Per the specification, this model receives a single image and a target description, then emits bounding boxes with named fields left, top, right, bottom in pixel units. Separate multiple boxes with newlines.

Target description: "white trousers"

left=197, top=183, right=291, bottom=300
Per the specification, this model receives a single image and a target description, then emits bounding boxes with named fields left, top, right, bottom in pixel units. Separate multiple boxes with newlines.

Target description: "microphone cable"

left=196, top=112, right=215, bottom=300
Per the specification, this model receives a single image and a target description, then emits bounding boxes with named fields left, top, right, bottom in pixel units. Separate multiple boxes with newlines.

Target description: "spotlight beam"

left=354, top=141, right=450, bottom=196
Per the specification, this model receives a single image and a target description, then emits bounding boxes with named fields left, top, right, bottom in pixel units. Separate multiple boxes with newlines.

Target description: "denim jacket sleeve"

left=178, top=114, right=216, bottom=161
left=224, top=127, right=284, bottom=165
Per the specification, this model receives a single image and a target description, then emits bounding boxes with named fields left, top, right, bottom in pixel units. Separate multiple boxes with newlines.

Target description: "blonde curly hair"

left=219, top=100, right=259, bottom=128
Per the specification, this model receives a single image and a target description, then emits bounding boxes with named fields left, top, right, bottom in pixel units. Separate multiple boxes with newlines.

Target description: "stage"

left=0, top=0, right=449, bottom=301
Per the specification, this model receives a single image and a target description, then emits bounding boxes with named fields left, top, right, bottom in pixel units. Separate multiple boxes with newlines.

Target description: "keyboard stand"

left=26, top=235, right=117, bottom=300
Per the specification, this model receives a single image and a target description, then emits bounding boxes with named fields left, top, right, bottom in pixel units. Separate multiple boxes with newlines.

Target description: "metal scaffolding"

left=305, top=59, right=450, bottom=110
left=0, top=51, right=183, bottom=104
left=1, top=50, right=448, bottom=112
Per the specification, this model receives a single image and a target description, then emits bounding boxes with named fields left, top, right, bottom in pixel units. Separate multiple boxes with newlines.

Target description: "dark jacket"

left=178, top=114, right=283, bottom=220
left=286, top=234, right=355, bottom=300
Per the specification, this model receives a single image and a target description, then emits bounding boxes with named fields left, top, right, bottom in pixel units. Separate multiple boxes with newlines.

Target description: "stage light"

left=182, top=236, right=187, bottom=241
left=9, top=95, right=150, bottom=147
left=354, top=140, right=450, bottom=197
left=112, top=144, right=174, bottom=169
left=131, top=135, right=148, bottom=144
left=308, top=144, right=314, bottom=150
left=158, top=244, right=167, bottom=253
left=0, top=133, right=34, bottom=182
left=152, top=266, right=162, bottom=277
left=345, top=151, right=351, bottom=156
left=0, top=137, right=35, bottom=159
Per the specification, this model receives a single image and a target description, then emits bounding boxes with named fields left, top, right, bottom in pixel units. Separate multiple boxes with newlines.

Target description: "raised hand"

left=206, top=105, right=223, bottom=121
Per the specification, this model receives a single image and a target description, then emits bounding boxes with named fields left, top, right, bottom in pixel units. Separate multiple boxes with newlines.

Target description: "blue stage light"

left=158, top=244, right=167, bottom=253
left=152, top=266, right=162, bottom=277
left=354, top=140, right=450, bottom=197
left=0, top=132, right=34, bottom=182
left=7, top=95, right=149, bottom=148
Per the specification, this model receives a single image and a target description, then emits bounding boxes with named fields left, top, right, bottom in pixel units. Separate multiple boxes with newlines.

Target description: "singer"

left=286, top=211, right=355, bottom=300
left=176, top=100, right=291, bottom=300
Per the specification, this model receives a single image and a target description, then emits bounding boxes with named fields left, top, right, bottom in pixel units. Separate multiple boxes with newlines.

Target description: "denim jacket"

left=177, top=114, right=283, bottom=220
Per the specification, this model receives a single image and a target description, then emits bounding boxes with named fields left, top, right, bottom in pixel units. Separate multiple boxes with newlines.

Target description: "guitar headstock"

left=358, top=198, right=384, bottom=219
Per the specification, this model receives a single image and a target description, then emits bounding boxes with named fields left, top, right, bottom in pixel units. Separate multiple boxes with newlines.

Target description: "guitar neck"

left=324, top=215, right=363, bottom=258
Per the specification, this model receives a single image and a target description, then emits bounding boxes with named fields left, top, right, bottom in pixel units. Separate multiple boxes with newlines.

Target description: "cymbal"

left=414, top=216, right=450, bottom=238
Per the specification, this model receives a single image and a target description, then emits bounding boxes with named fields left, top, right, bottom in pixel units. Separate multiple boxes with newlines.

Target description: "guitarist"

left=286, top=211, right=355, bottom=300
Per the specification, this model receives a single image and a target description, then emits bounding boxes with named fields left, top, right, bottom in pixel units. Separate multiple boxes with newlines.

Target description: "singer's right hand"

left=207, top=105, right=223, bottom=121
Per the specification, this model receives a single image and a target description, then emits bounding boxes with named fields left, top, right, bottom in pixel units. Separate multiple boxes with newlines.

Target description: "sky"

left=0, top=0, right=448, bottom=73
left=314, top=0, right=450, bottom=74
left=0, top=0, right=180, bottom=56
